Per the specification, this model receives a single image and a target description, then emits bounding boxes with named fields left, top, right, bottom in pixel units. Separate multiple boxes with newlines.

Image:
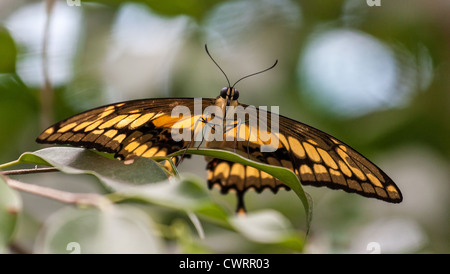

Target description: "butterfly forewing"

left=36, top=98, right=214, bottom=161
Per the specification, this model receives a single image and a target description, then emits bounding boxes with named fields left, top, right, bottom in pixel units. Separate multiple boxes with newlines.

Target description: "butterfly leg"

left=178, top=116, right=207, bottom=166
left=233, top=118, right=244, bottom=153
left=234, top=118, right=252, bottom=158
left=225, top=117, right=252, bottom=159
left=245, top=124, right=252, bottom=159
left=236, top=191, right=247, bottom=216
left=197, top=116, right=222, bottom=149
left=222, top=116, right=243, bottom=153
left=196, top=117, right=210, bottom=149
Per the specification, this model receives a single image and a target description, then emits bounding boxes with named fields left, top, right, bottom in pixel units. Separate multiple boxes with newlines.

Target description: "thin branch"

left=40, top=0, right=56, bottom=130
left=6, top=177, right=111, bottom=209
left=8, top=241, right=31, bottom=254
left=1, top=167, right=58, bottom=176
left=0, top=160, right=21, bottom=170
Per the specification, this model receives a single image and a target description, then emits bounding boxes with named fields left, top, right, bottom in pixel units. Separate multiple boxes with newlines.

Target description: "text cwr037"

left=36, top=45, right=402, bottom=214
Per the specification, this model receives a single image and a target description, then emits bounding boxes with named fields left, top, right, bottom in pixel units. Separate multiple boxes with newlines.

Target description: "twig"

left=40, top=0, right=56, bottom=130
left=8, top=242, right=31, bottom=254
left=1, top=167, right=58, bottom=176
left=5, top=177, right=111, bottom=209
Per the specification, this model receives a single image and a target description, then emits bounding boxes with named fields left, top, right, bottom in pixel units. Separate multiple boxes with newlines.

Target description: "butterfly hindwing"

left=205, top=104, right=402, bottom=205
left=206, top=158, right=289, bottom=213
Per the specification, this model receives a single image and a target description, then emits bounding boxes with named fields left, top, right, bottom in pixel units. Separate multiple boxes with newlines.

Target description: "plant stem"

left=1, top=167, right=58, bottom=176
left=6, top=177, right=111, bottom=209
left=167, top=157, right=180, bottom=178
left=0, top=160, right=21, bottom=170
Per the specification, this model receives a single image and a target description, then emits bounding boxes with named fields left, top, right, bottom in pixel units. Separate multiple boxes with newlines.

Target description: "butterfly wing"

left=205, top=103, right=402, bottom=212
left=36, top=98, right=215, bottom=165
left=37, top=98, right=402, bottom=213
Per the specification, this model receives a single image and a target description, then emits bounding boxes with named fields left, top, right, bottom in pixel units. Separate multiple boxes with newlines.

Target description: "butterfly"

left=36, top=45, right=403, bottom=213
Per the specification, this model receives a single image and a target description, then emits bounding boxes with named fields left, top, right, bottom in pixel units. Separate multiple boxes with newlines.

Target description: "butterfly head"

left=205, top=44, right=277, bottom=106
left=219, top=87, right=239, bottom=107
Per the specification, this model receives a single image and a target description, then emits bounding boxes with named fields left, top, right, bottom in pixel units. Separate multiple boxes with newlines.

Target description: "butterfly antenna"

left=205, top=44, right=231, bottom=87
left=232, top=59, right=278, bottom=88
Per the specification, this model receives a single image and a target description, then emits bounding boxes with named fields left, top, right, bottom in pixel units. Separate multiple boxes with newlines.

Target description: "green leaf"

left=87, top=0, right=223, bottom=20
left=166, top=148, right=313, bottom=232
left=9, top=148, right=232, bottom=220
left=116, top=175, right=213, bottom=210
left=0, top=176, right=22, bottom=253
left=121, top=177, right=304, bottom=251
left=34, top=205, right=163, bottom=254
left=0, top=27, right=17, bottom=73
left=0, top=74, right=38, bottom=163
left=111, top=175, right=232, bottom=227
left=11, top=146, right=312, bottom=232
left=5, top=147, right=307, bottom=251
left=230, top=210, right=304, bottom=252
left=14, top=147, right=168, bottom=191
left=10, top=148, right=234, bottom=226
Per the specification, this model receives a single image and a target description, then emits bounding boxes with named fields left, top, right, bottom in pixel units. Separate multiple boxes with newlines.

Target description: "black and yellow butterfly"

left=36, top=46, right=402, bottom=213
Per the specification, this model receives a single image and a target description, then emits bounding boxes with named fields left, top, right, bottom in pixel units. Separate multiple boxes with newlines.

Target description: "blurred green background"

left=0, top=0, right=449, bottom=253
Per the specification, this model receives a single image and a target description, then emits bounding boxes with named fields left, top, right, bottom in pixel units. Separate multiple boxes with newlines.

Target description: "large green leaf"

left=4, top=146, right=310, bottom=242
left=116, top=179, right=304, bottom=251
left=165, top=148, right=313, bottom=232
left=34, top=205, right=162, bottom=253
left=10, top=147, right=168, bottom=191
left=5, top=146, right=312, bottom=231
left=4, top=147, right=234, bottom=225
left=0, top=176, right=22, bottom=253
